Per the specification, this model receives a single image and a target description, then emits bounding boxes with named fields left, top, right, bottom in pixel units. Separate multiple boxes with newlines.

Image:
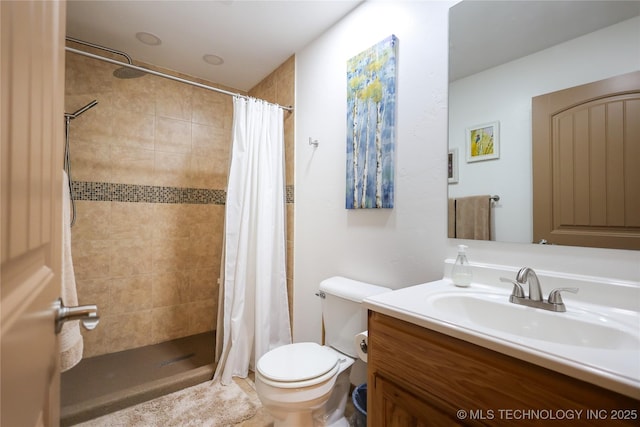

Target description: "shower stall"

left=61, top=38, right=228, bottom=425
left=61, top=37, right=295, bottom=425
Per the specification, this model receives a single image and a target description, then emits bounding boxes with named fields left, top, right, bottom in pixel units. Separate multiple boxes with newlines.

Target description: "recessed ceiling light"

left=203, top=54, right=224, bottom=66
left=135, top=32, right=162, bottom=46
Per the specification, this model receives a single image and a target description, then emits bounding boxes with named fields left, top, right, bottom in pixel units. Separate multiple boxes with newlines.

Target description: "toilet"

left=255, top=276, right=390, bottom=427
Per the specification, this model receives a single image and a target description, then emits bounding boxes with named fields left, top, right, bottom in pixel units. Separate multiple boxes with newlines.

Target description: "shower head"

left=65, top=37, right=147, bottom=79
left=113, top=66, right=147, bottom=79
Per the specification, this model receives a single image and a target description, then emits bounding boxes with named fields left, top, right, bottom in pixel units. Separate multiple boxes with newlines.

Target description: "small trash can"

left=352, top=383, right=367, bottom=427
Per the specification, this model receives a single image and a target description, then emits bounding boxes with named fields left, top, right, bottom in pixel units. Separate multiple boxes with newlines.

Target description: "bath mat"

left=72, top=378, right=260, bottom=427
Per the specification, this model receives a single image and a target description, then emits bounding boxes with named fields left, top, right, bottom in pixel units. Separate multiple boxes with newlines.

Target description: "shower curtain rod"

left=65, top=46, right=294, bottom=112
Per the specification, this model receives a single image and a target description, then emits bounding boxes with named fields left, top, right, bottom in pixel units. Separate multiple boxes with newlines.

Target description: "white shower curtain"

left=214, top=96, right=291, bottom=385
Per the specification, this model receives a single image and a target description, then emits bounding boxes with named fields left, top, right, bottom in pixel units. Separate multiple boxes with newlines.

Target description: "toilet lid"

left=257, top=342, right=338, bottom=382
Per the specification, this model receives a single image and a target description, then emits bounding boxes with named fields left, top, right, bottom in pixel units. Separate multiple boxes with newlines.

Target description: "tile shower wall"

left=65, top=45, right=294, bottom=357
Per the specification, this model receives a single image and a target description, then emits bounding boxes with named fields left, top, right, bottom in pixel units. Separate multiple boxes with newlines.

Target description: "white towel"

left=60, top=170, right=83, bottom=372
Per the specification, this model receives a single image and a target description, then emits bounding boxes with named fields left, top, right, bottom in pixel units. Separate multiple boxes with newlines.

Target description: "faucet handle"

left=500, top=277, right=525, bottom=298
left=548, top=287, right=578, bottom=304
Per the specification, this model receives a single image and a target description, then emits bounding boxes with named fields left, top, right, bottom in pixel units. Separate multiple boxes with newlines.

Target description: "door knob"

left=54, top=298, right=99, bottom=334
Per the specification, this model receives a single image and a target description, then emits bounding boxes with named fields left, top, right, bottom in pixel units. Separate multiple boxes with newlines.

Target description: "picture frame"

left=466, top=121, right=499, bottom=163
left=346, top=35, right=397, bottom=209
left=448, top=148, right=458, bottom=184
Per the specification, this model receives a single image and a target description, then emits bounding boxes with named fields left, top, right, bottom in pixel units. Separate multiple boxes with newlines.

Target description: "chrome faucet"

left=500, top=267, right=578, bottom=312
left=516, top=267, right=542, bottom=301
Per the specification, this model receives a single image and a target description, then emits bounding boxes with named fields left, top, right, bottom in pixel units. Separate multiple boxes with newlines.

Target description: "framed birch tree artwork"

left=346, top=35, right=398, bottom=209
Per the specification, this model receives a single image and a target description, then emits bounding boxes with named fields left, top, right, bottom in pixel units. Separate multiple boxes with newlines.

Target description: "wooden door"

left=1, top=1, right=67, bottom=426
left=532, top=71, right=640, bottom=249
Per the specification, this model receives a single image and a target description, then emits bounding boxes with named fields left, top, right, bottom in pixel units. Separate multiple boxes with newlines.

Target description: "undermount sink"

left=427, top=291, right=640, bottom=350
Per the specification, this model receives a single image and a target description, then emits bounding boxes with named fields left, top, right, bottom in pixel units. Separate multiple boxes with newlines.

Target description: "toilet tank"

left=319, top=276, right=391, bottom=358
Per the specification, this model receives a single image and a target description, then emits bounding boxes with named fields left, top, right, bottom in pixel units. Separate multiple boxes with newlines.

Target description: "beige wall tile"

left=111, top=239, right=152, bottom=277
left=191, top=89, right=230, bottom=128
left=187, top=235, right=217, bottom=270
left=276, top=57, right=295, bottom=107
left=153, top=204, right=191, bottom=240
left=187, top=300, right=217, bottom=335
left=152, top=305, right=190, bottom=342
left=73, top=201, right=111, bottom=241
left=65, top=54, right=115, bottom=95
left=191, top=204, right=224, bottom=225
left=192, top=123, right=228, bottom=157
left=187, top=268, right=218, bottom=301
left=110, top=275, right=153, bottom=315
left=284, top=113, right=295, bottom=186
left=154, top=151, right=191, bottom=188
left=155, top=78, right=193, bottom=121
left=111, top=202, right=155, bottom=240
left=69, top=139, right=112, bottom=183
left=155, top=116, right=192, bottom=154
left=72, top=239, right=111, bottom=280
left=112, top=74, right=156, bottom=115
left=110, top=310, right=154, bottom=351
left=111, top=109, right=155, bottom=151
left=152, top=271, right=191, bottom=308
left=189, top=155, right=217, bottom=189
left=152, top=237, right=191, bottom=273
left=110, top=145, right=155, bottom=186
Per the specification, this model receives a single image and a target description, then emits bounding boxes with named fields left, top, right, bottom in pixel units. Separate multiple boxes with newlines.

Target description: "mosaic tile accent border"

left=286, top=185, right=295, bottom=204
left=72, top=181, right=295, bottom=205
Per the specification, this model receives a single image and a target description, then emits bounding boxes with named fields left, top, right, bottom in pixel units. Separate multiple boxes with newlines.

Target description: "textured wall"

left=294, top=1, right=452, bottom=343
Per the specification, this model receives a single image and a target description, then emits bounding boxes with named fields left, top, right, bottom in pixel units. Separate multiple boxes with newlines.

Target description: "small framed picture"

left=448, top=148, right=458, bottom=184
left=466, top=121, right=499, bottom=163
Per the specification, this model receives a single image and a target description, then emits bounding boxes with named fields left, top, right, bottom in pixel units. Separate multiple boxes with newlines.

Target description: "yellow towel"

left=454, top=195, right=492, bottom=240
left=60, top=170, right=83, bottom=372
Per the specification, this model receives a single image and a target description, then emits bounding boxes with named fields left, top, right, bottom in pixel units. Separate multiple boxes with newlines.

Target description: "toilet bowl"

left=254, top=277, right=391, bottom=427
left=255, top=343, right=354, bottom=427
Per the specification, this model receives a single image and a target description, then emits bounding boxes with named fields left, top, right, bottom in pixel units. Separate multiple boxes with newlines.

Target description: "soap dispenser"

left=452, top=244, right=472, bottom=287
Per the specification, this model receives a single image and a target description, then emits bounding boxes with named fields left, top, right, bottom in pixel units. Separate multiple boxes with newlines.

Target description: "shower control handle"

left=54, top=298, right=100, bottom=334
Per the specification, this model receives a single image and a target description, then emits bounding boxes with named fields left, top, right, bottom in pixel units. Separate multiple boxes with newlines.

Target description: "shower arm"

left=65, top=99, right=98, bottom=120
left=65, top=36, right=134, bottom=65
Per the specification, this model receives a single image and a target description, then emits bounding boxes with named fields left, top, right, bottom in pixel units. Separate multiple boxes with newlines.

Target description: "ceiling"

left=66, top=0, right=363, bottom=92
left=449, top=0, right=640, bottom=82
left=66, top=1, right=639, bottom=90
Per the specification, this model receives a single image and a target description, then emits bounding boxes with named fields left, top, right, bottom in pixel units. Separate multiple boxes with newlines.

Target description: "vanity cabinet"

left=367, top=311, right=639, bottom=426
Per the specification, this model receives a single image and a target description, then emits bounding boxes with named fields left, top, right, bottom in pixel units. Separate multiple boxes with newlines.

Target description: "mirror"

left=448, top=1, right=640, bottom=245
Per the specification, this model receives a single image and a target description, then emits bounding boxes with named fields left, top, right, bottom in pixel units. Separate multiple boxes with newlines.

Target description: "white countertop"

left=364, top=275, right=640, bottom=399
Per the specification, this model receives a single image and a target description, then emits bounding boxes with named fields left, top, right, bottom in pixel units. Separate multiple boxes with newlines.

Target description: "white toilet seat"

left=257, top=342, right=339, bottom=389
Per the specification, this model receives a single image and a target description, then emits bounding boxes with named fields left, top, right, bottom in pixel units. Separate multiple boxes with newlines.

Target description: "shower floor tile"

left=61, top=331, right=215, bottom=426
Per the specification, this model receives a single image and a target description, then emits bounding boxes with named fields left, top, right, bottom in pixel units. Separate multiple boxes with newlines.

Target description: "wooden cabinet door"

left=370, top=375, right=460, bottom=427
left=1, top=1, right=67, bottom=426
